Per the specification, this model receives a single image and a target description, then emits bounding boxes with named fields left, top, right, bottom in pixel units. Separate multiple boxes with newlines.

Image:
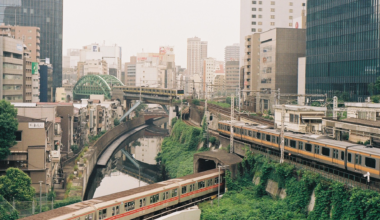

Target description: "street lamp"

left=218, top=165, right=229, bottom=207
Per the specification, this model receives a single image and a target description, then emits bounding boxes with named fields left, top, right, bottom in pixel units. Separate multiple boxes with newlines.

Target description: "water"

left=85, top=119, right=169, bottom=200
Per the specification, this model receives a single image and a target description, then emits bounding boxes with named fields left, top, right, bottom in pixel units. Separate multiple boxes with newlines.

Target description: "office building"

left=23, top=45, right=32, bottom=103
left=125, top=56, right=137, bottom=86
left=39, top=63, right=53, bottom=102
left=0, top=36, right=24, bottom=102
left=240, top=0, right=306, bottom=66
left=225, top=43, right=240, bottom=62
left=256, top=28, right=306, bottom=112
left=306, top=1, right=378, bottom=101
left=187, top=37, right=208, bottom=76
left=1, top=0, right=63, bottom=92
left=225, top=61, right=240, bottom=95
left=83, top=59, right=108, bottom=76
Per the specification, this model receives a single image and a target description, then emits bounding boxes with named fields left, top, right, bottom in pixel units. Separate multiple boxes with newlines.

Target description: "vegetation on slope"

left=156, top=118, right=208, bottom=178
left=200, top=152, right=380, bottom=220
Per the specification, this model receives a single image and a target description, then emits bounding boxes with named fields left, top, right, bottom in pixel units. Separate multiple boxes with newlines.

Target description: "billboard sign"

left=32, top=62, right=38, bottom=75
left=159, top=46, right=174, bottom=55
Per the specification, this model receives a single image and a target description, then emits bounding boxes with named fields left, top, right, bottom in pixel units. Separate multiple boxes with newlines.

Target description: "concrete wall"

left=81, top=115, right=145, bottom=198
left=190, top=105, right=204, bottom=125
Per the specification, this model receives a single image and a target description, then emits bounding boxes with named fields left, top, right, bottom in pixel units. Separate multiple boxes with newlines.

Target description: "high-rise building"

left=187, top=37, right=208, bottom=76
left=306, top=1, right=378, bottom=101
left=1, top=0, right=63, bottom=94
left=240, top=0, right=306, bottom=66
left=0, top=36, right=24, bottom=102
left=225, top=61, right=240, bottom=95
left=225, top=43, right=240, bottom=63
left=39, top=63, right=53, bottom=102
left=125, top=56, right=137, bottom=86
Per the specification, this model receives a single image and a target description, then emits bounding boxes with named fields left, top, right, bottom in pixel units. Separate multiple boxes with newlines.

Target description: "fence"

left=250, top=145, right=380, bottom=193
left=0, top=196, right=81, bottom=219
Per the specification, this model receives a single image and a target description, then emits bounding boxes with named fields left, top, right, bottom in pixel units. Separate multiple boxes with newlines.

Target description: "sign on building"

left=32, top=62, right=38, bottom=75
left=28, top=122, right=44, bottom=129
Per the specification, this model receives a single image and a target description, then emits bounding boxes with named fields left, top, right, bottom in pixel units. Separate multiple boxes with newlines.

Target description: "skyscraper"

left=1, top=0, right=63, bottom=97
left=240, top=0, right=306, bottom=66
left=187, top=37, right=208, bottom=76
left=225, top=43, right=240, bottom=63
left=306, top=0, right=378, bottom=101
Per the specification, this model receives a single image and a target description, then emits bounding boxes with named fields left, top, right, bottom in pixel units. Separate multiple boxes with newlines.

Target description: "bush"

left=114, top=118, right=120, bottom=126
left=73, top=165, right=78, bottom=171
left=192, top=99, right=200, bottom=106
left=209, top=136, right=217, bottom=145
left=70, top=145, right=79, bottom=154
left=372, top=96, right=380, bottom=103
left=47, top=189, right=56, bottom=200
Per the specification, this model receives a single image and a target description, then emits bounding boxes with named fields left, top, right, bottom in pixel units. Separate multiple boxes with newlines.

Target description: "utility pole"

left=280, top=104, right=285, bottom=163
left=205, top=83, right=209, bottom=146
left=230, top=95, right=234, bottom=154
left=333, top=96, right=338, bottom=120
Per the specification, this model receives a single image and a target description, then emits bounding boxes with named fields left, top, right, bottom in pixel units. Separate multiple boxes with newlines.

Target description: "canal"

left=84, top=118, right=169, bottom=200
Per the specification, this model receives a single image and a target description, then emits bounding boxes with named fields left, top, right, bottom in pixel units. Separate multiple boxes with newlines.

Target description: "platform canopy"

left=73, top=75, right=124, bottom=100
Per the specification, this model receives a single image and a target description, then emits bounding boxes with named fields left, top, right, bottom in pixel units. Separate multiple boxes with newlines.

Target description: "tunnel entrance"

left=197, top=159, right=216, bottom=173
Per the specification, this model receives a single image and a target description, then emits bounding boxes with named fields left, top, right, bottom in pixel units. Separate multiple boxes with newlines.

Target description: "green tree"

left=114, top=118, right=120, bottom=126
left=0, top=206, right=19, bottom=220
left=0, top=100, right=18, bottom=160
left=368, top=83, right=375, bottom=96
left=0, top=168, right=36, bottom=201
left=375, top=76, right=380, bottom=91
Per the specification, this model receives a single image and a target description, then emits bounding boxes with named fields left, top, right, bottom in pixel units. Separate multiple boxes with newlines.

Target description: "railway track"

left=199, top=102, right=274, bottom=126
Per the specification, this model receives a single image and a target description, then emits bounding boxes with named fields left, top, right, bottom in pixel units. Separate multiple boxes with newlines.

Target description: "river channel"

left=84, top=118, right=169, bottom=200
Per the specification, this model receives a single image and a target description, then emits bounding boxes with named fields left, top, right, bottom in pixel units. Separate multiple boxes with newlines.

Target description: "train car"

left=218, top=120, right=380, bottom=179
left=22, top=169, right=224, bottom=220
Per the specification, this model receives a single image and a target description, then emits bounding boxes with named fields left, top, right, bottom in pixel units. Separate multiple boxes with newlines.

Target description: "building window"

left=270, top=22, right=275, bottom=26
left=289, top=16, right=293, bottom=19
left=252, top=28, right=256, bottom=32
left=258, top=15, right=262, bottom=18
left=289, top=2, right=293, bottom=6
left=252, top=1, right=256, bottom=3
left=258, top=22, right=262, bottom=25
left=259, top=1, right=262, bottom=4
left=23, top=8, right=27, bottom=13
left=15, top=131, right=22, bottom=141
left=289, top=9, right=293, bottom=13
left=271, top=15, right=275, bottom=19
left=289, top=23, right=293, bottom=27
left=46, top=17, right=50, bottom=22
left=30, top=9, right=34, bottom=14
left=271, top=8, right=275, bottom=12
left=259, top=8, right=262, bottom=11
left=258, top=28, right=262, bottom=32
left=252, top=8, right=256, bottom=11
left=252, top=15, right=256, bottom=18
left=252, top=22, right=256, bottom=25
left=271, top=1, right=275, bottom=5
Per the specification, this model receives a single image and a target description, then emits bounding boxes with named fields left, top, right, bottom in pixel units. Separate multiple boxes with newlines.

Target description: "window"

left=251, top=28, right=256, bottom=32
left=172, top=189, right=178, bottom=197
left=85, top=214, right=93, bottom=220
left=99, top=209, right=107, bottom=220
left=271, top=15, right=275, bottom=19
left=258, top=15, right=262, bottom=18
left=289, top=2, right=293, bottom=6
left=252, top=1, right=256, bottom=3
left=162, top=191, right=169, bottom=200
left=198, top=181, right=205, bottom=189
left=322, top=147, right=330, bottom=157
left=257, top=132, right=261, bottom=139
left=315, top=145, right=320, bottom=154
left=355, top=155, right=362, bottom=165
left=365, top=157, right=376, bottom=168
left=348, top=153, right=352, bottom=163
left=252, top=15, right=256, bottom=18
left=272, top=136, right=276, bottom=143
left=249, top=130, right=253, bottom=136
left=252, top=8, right=257, bottom=11
left=182, top=186, right=187, bottom=194
left=258, top=22, right=262, bottom=25
left=299, top=142, right=303, bottom=150
left=259, top=8, right=262, bottom=11
left=189, top=184, right=195, bottom=192
left=270, top=22, right=275, bottom=26
left=305, top=144, right=312, bottom=152
left=125, top=201, right=135, bottom=211
left=139, top=198, right=146, bottom=207
left=271, top=8, right=275, bottom=12
left=333, top=149, right=339, bottom=159
left=150, top=194, right=159, bottom=204
left=341, top=152, right=345, bottom=160
left=15, top=131, right=22, bottom=141
left=215, top=177, right=219, bottom=184
left=284, top=139, right=289, bottom=146
left=262, top=134, right=266, bottom=140
left=259, top=1, right=262, bottom=4
left=46, top=17, right=50, bottom=22
left=23, top=8, right=27, bottom=13
left=252, top=21, right=256, bottom=25
left=271, top=1, right=275, bottom=5
left=289, top=16, right=293, bottom=19
left=112, top=206, right=119, bottom=216
left=258, top=28, right=262, bottom=32
left=289, top=23, right=293, bottom=27
left=289, top=9, right=293, bottom=13
left=290, top=140, right=296, bottom=148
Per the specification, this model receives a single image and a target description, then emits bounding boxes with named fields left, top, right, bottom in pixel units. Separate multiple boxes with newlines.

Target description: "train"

left=22, top=169, right=224, bottom=220
left=218, top=121, right=380, bottom=179
left=114, top=86, right=184, bottom=97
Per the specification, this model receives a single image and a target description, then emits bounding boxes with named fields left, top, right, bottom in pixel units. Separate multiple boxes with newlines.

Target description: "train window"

left=314, top=145, right=320, bottom=154
left=284, top=139, right=289, bottom=146
left=305, top=144, right=312, bottom=152
left=139, top=198, right=146, bottom=207
left=365, top=157, right=376, bottom=168
left=333, top=149, right=338, bottom=159
left=322, top=147, right=330, bottom=157
left=150, top=194, right=159, bottom=204
left=208, top=179, right=213, bottom=186
left=262, top=134, right=266, bottom=140
left=233, top=127, right=236, bottom=132
left=198, top=181, right=205, bottom=189
left=257, top=132, right=261, bottom=139
left=355, top=155, right=362, bottom=165
left=272, top=136, right=276, bottom=143
left=227, top=126, right=230, bottom=131
left=341, top=152, right=345, bottom=160
left=162, top=191, right=168, bottom=200
left=290, top=140, right=296, bottom=148
left=99, top=209, right=107, bottom=220
left=182, top=186, right=187, bottom=194
left=299, top=142, right=303, bottom=150
left=189, top=184, right=195, bottom=192
left=277, top=137, right=279, bottom=144
left=253, top=131, right=257, bottom=138
left=348, top=153, right=352, bottom=163
left=215, top=177, right=219, bottom=184
left=249, top=130, right=252, bottom=136
left=172, top=189, right=178, bottom=197
left=85, top=214, right=93, bottom=220
left=266, top=134, right=271, bottom=142
left=125, top=201, right=135, bottom=211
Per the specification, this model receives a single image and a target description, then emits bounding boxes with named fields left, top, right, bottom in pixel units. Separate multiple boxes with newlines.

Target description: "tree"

left=368, top=83, right=375, bottom=96
left=113, top=118, right=120, bottom=126
left=0, top=168, right=35, bottom=201
left=0, top=100, right=18, bottom=160
left=375, top=76, right=380, bottom=92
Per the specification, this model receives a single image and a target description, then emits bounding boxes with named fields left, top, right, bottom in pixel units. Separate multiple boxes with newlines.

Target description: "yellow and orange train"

left=218, top=121, right=380, bottom=179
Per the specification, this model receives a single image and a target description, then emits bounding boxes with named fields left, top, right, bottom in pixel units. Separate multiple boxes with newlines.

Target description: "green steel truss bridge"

left=73, top=75, right=124, bottom=100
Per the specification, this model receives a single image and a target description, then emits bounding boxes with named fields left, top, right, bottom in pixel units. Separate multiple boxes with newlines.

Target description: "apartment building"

left=187, top=37, right=208, bottom=76
left=83, top=59, right=108, bottom=76
left=225, top=43, right=240, bottom=63
left=225, top=61, right=240, bottom=95
left=125, top=56, right=137, bottom=86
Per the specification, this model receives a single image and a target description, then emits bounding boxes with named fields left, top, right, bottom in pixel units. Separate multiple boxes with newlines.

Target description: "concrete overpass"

left=112, top=86, right=181, bottom=105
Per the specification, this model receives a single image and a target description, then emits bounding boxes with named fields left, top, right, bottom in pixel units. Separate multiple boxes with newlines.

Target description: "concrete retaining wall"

left=81, top=116, right=145, bottom=198
left=190, top=105, right=204, bottom=125
left=217, top=135, right=248, bottom=156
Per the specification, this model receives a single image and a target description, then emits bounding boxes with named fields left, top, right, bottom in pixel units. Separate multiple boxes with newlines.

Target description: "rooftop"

left=345, top=102, right=380, bottom=109
left=274, top=105, right=327, bottom=112
left=17, top=115, right=46, bottom=123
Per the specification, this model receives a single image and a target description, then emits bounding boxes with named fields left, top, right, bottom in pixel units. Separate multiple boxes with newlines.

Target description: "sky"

left=63, top=0, right=240, bottom=68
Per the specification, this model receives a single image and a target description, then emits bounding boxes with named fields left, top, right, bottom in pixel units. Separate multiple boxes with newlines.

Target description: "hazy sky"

left=63, top=0, right=240, bottom=67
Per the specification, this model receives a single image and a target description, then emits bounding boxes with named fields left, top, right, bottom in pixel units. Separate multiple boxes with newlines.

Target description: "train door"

left=354, top=153, right=363, bottom=172
left=332, top=148, right=340, bottom=165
